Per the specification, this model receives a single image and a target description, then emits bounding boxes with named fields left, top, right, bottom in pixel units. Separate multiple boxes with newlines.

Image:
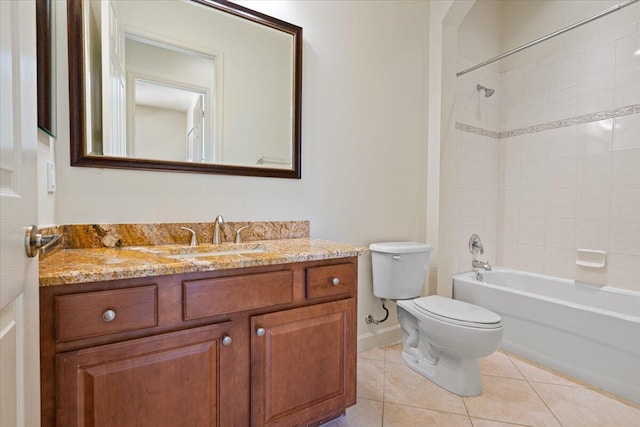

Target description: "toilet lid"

left=414, top=296, right=502, bottom=329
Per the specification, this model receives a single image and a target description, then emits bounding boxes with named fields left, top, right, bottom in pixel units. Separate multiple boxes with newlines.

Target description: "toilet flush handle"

left=392, top=255, right=401, bottom=261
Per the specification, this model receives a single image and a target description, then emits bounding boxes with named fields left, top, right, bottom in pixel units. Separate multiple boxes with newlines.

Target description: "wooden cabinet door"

left=251, top=299, right=356, bottom=427
left=56, top=322, right=234, bottom=427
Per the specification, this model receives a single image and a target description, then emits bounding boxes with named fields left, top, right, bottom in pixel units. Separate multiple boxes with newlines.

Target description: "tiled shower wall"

left=453, top=61, right=501, bottom=274
left=456, top=21, right=640, bottom=292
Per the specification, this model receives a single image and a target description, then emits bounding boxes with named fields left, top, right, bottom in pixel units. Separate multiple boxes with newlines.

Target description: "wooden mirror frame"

left=37, top=0, right=56, bottom=136
left=67, top=0, right=302, bottom=178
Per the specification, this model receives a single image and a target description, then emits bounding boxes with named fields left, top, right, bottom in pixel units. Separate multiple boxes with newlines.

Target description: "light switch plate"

left=47, top=161, right=56, bottom=193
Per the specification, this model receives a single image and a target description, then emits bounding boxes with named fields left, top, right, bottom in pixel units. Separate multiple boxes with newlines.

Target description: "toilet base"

left=401, top=349, right=483, bottom=397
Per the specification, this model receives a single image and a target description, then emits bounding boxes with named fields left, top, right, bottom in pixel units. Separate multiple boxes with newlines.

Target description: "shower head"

left=476, top=84, right=495, bottom=97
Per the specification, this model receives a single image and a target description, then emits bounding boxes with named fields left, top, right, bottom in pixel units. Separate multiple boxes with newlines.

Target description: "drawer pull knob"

left=222, top=335, right=232, bottom=346
left=332, top=277, right=340, bottom=286
left=256, top=327, right=266, bottom=337
left=102, top=309, right=116, bottom=322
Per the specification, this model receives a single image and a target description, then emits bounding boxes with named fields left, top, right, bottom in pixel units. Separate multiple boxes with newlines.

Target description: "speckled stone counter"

left=39, top=238, right=368, bottom=287
left=41, top=221, right=310, bottom=249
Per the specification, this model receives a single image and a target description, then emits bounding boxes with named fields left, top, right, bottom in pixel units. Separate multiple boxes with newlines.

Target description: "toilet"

left=369, top=242, right=503, bottom=397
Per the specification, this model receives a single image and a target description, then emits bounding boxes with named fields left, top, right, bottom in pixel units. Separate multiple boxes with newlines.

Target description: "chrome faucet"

left=234, top=225, right=251, bottom=243
left=472, top=259, right=492, bottom=271
left=213, top=215, right=224, bottom=244
left=179, top=227, right=198, bottom=246
left=469, top=234, right=484, bottom=255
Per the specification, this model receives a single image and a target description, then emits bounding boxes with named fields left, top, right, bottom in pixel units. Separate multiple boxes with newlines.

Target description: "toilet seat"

left=414, top=296, right=502, bottom=329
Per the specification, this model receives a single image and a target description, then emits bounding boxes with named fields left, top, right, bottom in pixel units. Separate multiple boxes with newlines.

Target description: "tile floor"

left=325, top=343, right=640, bottom=427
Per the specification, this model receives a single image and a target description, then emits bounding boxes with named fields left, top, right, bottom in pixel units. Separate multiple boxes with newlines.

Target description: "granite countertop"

left=39, top=238, right=368, bottom=287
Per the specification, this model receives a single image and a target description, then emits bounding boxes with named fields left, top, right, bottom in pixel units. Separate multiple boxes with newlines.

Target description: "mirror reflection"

left=80, top=0, right=299, bottom=173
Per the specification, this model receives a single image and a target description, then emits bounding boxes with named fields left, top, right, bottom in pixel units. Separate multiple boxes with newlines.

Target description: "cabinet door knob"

left=332, top=277, right=340, bottom=286
left=102, top=309, right=116, bottom=322
left=222, top=335, right=232, bottom=346
left=256, top=327, right=266, bottom=337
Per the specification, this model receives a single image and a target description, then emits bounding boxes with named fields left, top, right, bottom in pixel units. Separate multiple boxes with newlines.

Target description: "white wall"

left=134, top=105, right=187, bottom=161
left=432, top=0, right=476, bottom=297
left=49, top=0, right=430, bottom=347
left=457, top=0, right=502, bottom=68
left=37, top=131, right=56, bottom=226
left=125, top=38, right=216, bottom=161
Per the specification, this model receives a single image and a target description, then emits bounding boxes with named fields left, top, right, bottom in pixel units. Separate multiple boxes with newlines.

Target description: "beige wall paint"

left=458, top=0, right=503, bottom=69
left=47, top=0, right=430, bottom=348
left=430, top=0, right=475, bottom=298
left=37, top=131, right=56, bottom=226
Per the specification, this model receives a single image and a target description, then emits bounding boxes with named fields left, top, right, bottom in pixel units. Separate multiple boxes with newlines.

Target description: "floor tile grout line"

left=462, top=399, right=473, bottom=426
left=470, top=415, right=533, bottom=427
left=359, top=345, right=639, bottom=426
left=502, top=351, right=565, bottom=426
left=482, top=372, right=529, bottom=381
left=506, top=352, right=640, bottom=410
left=381, top=400, right=472, bottom=419
left=505, top=352, right=589, bottom=389
left=383, top=343, right=475, bottom=423
left=521, top=369, right=565, bottom=427
left=381, top=344, right=387, bottom=427
left=502, top=349, right=526, bottom=378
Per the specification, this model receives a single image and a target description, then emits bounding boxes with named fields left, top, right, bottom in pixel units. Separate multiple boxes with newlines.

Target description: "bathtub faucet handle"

left=469, top=234, right=484, bottom=255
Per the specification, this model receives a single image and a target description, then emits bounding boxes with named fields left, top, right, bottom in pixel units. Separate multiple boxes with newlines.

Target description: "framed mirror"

left=67, top=0, right=302, bottom=178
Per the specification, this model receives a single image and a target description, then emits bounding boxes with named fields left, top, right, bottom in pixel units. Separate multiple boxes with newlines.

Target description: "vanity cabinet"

left=251, top=299, right=356, bottom=426
left=55, top=322, right=234, bottom=427
left=40, top=258, right=358, bottom=427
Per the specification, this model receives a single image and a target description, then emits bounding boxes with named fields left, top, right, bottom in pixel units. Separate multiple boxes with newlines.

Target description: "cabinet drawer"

left=306, top=263, right=355, bottom=300
left=183, top=270, right=293, bottom=320
left=55, top=285, right=158, bottom=342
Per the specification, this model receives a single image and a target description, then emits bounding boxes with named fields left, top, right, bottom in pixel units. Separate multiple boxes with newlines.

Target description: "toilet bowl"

left=369, top=242, right=503, bottom=397
left=396, top=295, right=502, bottom=396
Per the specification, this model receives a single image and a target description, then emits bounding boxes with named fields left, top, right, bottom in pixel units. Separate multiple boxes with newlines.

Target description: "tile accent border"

left=455, top=123, right=501, bottom=139
left=456, top=104, right=640, bottom=139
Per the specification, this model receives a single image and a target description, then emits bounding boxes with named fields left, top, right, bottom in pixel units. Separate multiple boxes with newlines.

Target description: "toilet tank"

left=369, top=242, right=432, bottom=299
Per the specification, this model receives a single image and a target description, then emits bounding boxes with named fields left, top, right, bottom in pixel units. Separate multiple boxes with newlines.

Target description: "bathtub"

left=452, top=268, right=640, bottom=403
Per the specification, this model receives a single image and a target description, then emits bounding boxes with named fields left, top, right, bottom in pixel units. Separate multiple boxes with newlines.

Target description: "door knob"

left=256, top=327, right=266, bottom=337
left=25, top=225, right=62, bottom=257
left=222, top=335, right=232, bottom=346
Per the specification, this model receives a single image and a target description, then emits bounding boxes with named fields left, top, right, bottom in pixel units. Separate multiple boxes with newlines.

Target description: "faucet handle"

left=234, top=225, right=251, bottom=244
left=180, top=227, right=198, bottom=246
left=469, top=234, right=484, bottom=255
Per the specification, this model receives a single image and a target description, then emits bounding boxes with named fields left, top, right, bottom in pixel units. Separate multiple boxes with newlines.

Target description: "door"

left=101, top=0, right=126, bottom=156
left=0, top=1, right=40, bottom=426
left=251, top=299, right=356, bottom=427
left=56, top=323, right=234, bottom=427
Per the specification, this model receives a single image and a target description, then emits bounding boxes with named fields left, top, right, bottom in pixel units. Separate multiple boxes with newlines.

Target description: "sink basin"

left=167, top=244, right=267, bottom=259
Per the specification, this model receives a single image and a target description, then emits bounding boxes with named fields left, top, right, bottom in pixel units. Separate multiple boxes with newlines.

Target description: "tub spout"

left=472, top=259, right=492, bottom=271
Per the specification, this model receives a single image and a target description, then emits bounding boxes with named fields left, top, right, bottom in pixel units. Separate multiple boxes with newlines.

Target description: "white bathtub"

left=452, top=268, right=640, bottom=403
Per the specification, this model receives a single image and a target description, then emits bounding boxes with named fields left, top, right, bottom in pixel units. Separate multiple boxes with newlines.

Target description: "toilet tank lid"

left=369, top=242, right=432, bottom=254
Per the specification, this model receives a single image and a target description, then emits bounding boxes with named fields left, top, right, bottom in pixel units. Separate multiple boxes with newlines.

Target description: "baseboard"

left=357, top=325, right=401, bottom=353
